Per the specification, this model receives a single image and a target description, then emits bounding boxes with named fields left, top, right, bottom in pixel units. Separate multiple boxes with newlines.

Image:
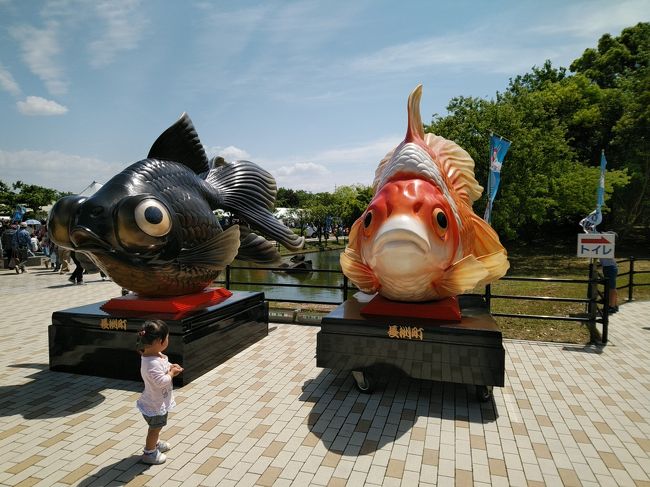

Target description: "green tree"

left=571, top=22, right=650, bottom=232
left=275, top=187, right=300, bottom=208
left=0, top=180, right=68, bottom=220
left=426, top=59, right=631, bottom=240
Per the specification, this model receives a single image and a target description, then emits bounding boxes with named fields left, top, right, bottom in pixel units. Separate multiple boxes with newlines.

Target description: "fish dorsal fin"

left=405, top=84, right=425, bottom=143
left=148, top=113, right=209, bottom=175
left=424, top=133, right=483, bottom=204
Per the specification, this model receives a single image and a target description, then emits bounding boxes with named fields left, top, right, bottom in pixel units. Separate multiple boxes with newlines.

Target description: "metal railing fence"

left=215, top=256, right=650, bottom=344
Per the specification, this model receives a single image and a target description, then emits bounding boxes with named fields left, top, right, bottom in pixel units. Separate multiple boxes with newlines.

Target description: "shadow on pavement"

left=299, top=367, right=498, bottom=456
left=1, top=363, right=140, bottom=419
left=561, top=344, right=605, bottom=354
left=78, top=456, right=150, bottom=486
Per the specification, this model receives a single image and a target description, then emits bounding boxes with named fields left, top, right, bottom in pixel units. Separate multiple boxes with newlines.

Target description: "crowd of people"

left=0, top=219, right=88, bottom=283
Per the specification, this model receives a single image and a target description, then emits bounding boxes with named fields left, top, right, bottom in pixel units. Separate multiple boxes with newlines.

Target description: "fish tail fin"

left=236, top=225, right=281, bottom=264
left=206, top=160, right=304, bottom=251
left=434, top=255, right=488, bottom=296
left=469, top=213, right=509, bottom=283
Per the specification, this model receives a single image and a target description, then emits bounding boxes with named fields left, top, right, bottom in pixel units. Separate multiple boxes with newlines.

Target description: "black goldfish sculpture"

left=48, top=113, right=304, bottom=297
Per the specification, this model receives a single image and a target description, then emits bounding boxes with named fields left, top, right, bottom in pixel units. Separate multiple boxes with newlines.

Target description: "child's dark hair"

left=136, top=320, right=169, bottom=352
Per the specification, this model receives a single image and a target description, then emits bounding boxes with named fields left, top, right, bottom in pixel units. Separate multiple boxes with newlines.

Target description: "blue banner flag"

left=579, top=150, right=607, bottom=233
left=596, top=150, right=606, bottom=210
left=483, top=134, right=511, bottom=223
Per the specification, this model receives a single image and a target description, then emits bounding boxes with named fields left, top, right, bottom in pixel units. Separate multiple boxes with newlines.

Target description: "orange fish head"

left=356, top=179, right=460, bottom=284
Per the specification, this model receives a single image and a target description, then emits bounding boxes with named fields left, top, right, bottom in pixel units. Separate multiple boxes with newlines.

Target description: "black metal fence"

left=219, top=256, right=649, bottom=344
left=484, top=265, right=610, bottom=343
left=617, top=256, right=650, bottom=302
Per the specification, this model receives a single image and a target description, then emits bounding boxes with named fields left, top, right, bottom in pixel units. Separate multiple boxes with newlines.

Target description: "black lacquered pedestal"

left=49, top=291, right=268, bottom=386
left=317, top=295, right=504, bottom=395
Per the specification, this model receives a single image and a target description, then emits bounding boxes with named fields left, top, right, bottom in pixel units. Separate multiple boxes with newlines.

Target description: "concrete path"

left=0, top=267, right=649, bottom=486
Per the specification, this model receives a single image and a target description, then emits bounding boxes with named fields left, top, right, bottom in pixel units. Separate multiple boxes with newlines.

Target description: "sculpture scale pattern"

left=48, top=114, right=303, bottom=297
left=340, top=85, right=510, bottom=302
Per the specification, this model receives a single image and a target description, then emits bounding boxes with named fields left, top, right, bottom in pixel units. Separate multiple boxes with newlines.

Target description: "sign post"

left=577, top=233, right=615, bottom=258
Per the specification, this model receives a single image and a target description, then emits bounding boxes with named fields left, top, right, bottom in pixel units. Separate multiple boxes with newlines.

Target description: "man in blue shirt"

left=12, top=222, right=31, bottom=274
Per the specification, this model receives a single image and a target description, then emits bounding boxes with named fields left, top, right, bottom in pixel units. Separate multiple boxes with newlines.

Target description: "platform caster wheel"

left=352, top=370, right=373, bottom=393
left=475, top=385, right=493, bottom=402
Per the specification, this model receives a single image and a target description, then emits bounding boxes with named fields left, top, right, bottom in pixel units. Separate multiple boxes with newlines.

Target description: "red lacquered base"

left=100, top=287, right=233, bottom=314
left=360, top=295, right=461, bottom=322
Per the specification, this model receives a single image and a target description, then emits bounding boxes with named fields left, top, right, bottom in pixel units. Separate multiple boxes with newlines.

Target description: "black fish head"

left=48, top=177, right=181, bottom=261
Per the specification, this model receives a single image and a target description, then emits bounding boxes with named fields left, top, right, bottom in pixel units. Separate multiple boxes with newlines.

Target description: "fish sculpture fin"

left=469, top=213, right=510, bottom=284
left=405, top=84, right=425, bottom=142
left=469, top=213, right=507, bottom=256
left=435, top=255, right=488, bottom=296
left=423, top=133, right=483, bottom=204
left=177, top=224, right=240, bottom=268
left=236, top=225, right=282, bottom=264
left=340, top=248, right=380, bottom=293
left=148, top=113, right=210, bottom=175
left=206, top=160, right=305, bottom=251
left=475, top=251, right=510, bottom=287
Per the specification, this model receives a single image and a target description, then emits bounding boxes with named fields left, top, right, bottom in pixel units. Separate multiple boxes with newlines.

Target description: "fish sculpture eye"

left=363, top=211, right=373, bottom=228
left=432, top=208, right=448, bottom=239
left=134, top=199, right=172, bottom=237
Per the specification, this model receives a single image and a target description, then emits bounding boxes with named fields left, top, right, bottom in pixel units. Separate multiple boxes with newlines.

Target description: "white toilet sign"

left=577, top=233, right=615, bottom=258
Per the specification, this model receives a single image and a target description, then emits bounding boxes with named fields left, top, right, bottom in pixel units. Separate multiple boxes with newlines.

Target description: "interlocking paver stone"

left=1, top=268, right=649, bottom=486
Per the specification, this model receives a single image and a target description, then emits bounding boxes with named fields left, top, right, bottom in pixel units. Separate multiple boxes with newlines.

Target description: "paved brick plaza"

left=0, top=267, right=649, bottom=486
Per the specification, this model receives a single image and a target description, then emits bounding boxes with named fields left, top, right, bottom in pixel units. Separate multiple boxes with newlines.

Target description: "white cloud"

left=0, top=150, right=123, bottom=193
left=205, top=145, right=251, bottom=162
left=264, top=136, right=401, bottom=192
left=349, top=1, right=650, bottom=78
left=275, top=162, right=329, bottom=177
left=16, top=96, right=68, bottom=116
left=88, top=0, right=148, bottom=68
left=349, top=33, right=550, bottom=76
left=0, top=63, right=20, bottom=96
left=529, top=0, right=650, bottom=39
left=10, top=22, right=68, bottom=95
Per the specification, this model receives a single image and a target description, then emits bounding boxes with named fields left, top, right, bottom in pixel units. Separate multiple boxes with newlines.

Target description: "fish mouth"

left=368, top=216, right=431, bottom=275
left=69, top=226, right=114, bottom=253
left=371, top=215, right=430, bottom=257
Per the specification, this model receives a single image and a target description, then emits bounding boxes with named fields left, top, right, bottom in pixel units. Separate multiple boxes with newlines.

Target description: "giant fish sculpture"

left=340, top=85, right=509, bottom=302
left=48, top=114, right=304, bottom=297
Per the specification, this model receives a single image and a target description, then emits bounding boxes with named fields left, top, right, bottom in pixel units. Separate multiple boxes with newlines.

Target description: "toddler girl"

left=136, top=320, right=183, bottom=465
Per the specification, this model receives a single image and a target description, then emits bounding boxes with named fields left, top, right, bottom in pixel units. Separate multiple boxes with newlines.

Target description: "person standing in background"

left=600, top=257, right=618, bottom=313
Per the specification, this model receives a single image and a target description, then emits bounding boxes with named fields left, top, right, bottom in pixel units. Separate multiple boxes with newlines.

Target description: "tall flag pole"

left=484, top=133, right=511, bottom=223
left=579, top=150, right=607, bottom=234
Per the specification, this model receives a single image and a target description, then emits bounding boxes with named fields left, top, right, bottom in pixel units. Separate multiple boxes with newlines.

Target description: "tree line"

left=0, top=180, right=71, bottom=222
left=424, top=22, right=649, bottom=242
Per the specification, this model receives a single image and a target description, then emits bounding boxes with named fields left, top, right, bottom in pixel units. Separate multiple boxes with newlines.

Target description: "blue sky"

left=0, top=0, right=648, bottom=194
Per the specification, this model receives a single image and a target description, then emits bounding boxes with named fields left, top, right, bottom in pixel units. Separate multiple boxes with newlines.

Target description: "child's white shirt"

left=136, top=353, right=176, bottom=416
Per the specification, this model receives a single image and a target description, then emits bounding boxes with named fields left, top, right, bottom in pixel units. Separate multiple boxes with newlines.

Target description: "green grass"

left=489, top=253, right=650, bottom=344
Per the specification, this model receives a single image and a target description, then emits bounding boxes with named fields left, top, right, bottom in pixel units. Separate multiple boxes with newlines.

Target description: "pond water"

left=223, top=249, right=347, bottom=304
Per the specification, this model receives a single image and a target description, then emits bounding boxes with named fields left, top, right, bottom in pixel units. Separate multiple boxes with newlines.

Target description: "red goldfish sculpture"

left=340, top=85, right=509, bottom=302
